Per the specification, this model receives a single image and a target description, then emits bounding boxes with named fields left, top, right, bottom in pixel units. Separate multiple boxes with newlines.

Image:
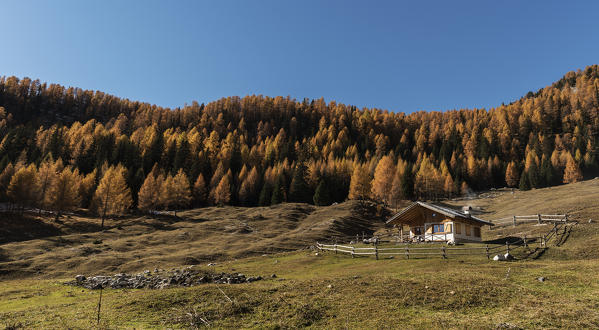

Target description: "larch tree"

left=505, top=161, right=520, bottom=188
left=138, top=173, right=160, bottom=213
left=169, top=169, right=192, bottom=216
left=563, top=154, right=583, bottom=183
left=36, top=157, right=58, bottom=215
left=238, top=166, right=260, bottom=205
left=93, top=165, right=132, bottom=228
left=192, top=173, right=208, bottom=207
left=7, top=164, right=39, bottom=214
left=313, top=180, right=332, bottom=206
left=371, top=155, right=395, bottom=205
left=348, top=164, right=372, bottom=200
left=288, top=162, right=311, bottom=203
left=214, top=173, right=231, bottom=206
left=46, top=167, right=81, bottom=220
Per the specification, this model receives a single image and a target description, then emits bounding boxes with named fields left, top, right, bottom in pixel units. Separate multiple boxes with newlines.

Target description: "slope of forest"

left=0, top=65, right=598, bottom=217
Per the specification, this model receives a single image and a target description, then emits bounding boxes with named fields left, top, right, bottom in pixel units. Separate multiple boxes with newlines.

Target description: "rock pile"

left=68, top=268, right=263, bottom=290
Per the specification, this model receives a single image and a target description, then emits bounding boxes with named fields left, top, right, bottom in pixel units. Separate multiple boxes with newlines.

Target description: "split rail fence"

left=490, top=214, right=568, bottom=228
left=316, top=217, right=572, bottom=260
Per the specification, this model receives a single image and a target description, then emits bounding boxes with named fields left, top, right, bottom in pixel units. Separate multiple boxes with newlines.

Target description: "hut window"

left=432, top=224, right=444, bottom=233
left=455, top=223, right=461, bottom=234
left=473, top=227, right=481, bottom=237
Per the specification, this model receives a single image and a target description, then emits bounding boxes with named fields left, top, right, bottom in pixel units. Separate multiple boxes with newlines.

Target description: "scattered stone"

left=67, top=268, right=263, bottom=290
left=271, top=274, right=277, bottom=278
left=326, top=284, right=333, bottom=289
left=314, top=252, right=319, bottom=256
left=207, top=263, right=216, bottom=266
left=274, top=260, right=278, bottom=264
left=504, top=253, right=514, bottom=260
left=537, top=277, right=545, bottom=282
left=589, top=219, right=593, bottom=223
left=353, top=275, right=360, bottom=279
left=425, top=285, right=429, bottom=289
left=449, top=291, right=455, bottom=295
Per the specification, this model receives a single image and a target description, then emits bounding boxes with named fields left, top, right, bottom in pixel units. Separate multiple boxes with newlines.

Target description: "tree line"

left=0, top=65, right=597, bottom=216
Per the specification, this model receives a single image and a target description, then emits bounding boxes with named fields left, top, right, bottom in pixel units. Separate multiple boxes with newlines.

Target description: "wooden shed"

left=386, top=202, right=493, bottom=243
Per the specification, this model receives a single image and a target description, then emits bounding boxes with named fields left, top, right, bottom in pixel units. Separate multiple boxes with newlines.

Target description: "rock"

left=449, top=291, right=455, bottom=295
left=271, top=274, right=277, bottom=278
left=75, top=275, right=86, bottom=282
left=493, top=254, right=506, bottom=261
left=207, top=263, right=216, bottom=266
left=314, top=252, right=319, bottom=256
left=589, top=219, right=593, bottom=223
left=504, top=253, right=514, bottom=260
left=537, top=277, right=545, bottom=282
left=425, top=285, right=429, bottom=289
left=326, top=284, right=333, bottom=289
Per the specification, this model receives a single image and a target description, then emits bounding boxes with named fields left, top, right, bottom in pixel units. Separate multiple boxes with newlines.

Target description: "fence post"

left=565, top=214, right=568, bottom=224
left=513, top=215, right=517, bottom=227
left=356, top=234, right=359, bottom=244
left=405, top=246, right=409, bottom=260
left=506, top=241, right=510, bottom=255
left=485, top=244, right=489, bottom=259
left=375, top=240, right=379, bottom=260
left=351, top=246, right=355, bottom=258
left=537, top=214, right=541, bottom=224
left=523, top=235, right=528, bottom=248
left=442, top=246, right=446, bottom=259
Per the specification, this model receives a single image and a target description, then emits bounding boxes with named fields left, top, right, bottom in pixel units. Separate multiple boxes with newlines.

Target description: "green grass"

left=2, top=248, right=599, bottom=329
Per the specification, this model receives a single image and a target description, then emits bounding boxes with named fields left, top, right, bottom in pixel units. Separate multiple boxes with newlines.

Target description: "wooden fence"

left=316, top=220, right=572, bottom=260
left=490, top=214, right=568, bottom=228
left=316, top=242, right=506, bottom=259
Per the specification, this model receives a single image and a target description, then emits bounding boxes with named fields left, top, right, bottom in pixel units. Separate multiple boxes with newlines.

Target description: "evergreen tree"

left=313, top=180, right=332, bottom=206
left=288, top=162, right=311, bottom=203
left=519, top=171, right=531, bottom=190
left=271, top=175, right=284, bottom=205
left=505, top=161, right=520, bottom=188
left=138, top=173, right=160, bottom=213
left=258, top=181, right=273, bottom=206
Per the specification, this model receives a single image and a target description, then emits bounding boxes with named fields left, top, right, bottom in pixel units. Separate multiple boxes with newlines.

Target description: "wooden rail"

left=490, top=214, right=568, bottom=228
left=316, top=220, right=573, bottom=260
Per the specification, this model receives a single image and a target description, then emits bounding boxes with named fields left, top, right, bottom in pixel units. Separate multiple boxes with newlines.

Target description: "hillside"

left=0, top=200, right=387, bottom=279
left=1, top=65, right=599, bottom=219
left=1, top=180, right=599, bottom=328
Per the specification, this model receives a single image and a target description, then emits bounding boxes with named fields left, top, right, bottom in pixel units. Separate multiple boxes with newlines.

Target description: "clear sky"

left=1, top=1, right=598, bottom=113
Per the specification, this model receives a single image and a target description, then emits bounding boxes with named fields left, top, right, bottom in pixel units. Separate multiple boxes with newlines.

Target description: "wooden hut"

left=386, top=202, right=493, bottom=243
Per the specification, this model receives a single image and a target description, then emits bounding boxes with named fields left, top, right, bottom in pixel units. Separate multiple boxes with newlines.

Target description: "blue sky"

left=1, top=1, right=598, bottom=113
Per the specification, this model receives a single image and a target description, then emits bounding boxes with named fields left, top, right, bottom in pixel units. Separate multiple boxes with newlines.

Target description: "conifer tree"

left=505, top=161, right=520, bottom=188
left=78, top=169, right=97, bottom=208
left=371, top=155, right=395, bottom=204
left=288, top=162, right=311, bottom=203
left=238, top=167, right=259, bottom=206
left=313, top=180, right=332, bottom=206
left=46, top=168, right=81, bottom=220
left=138, top=173, right=160, bottom=213
left=563, top=154, right=583, bottom=183
left=170, top=169, right=192, bottom=215
left=93, top=165, right=132, bottom=228
left=193, top=173, right=208, bottom=207
left=36, top=157, right=58, bottom=215
left=270, top=175, right=284, bottom=205
left=348, top=164, right=371, bottom=200
left=7, top=164, right=39, bottom=213
left=258, top=181, right=273, bottom=206
left=214, top=174, right=231, bottom=206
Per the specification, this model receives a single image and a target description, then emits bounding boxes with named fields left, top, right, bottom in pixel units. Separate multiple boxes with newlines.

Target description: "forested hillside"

left=0, top=65, right=598, bottom=216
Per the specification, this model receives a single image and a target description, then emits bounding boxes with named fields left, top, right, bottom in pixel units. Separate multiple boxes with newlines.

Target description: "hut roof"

left=386, top=201, right=494, bottom=226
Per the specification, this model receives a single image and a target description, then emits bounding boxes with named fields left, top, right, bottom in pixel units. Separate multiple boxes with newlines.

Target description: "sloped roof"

left=386, top=201, right=493, bottom=226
